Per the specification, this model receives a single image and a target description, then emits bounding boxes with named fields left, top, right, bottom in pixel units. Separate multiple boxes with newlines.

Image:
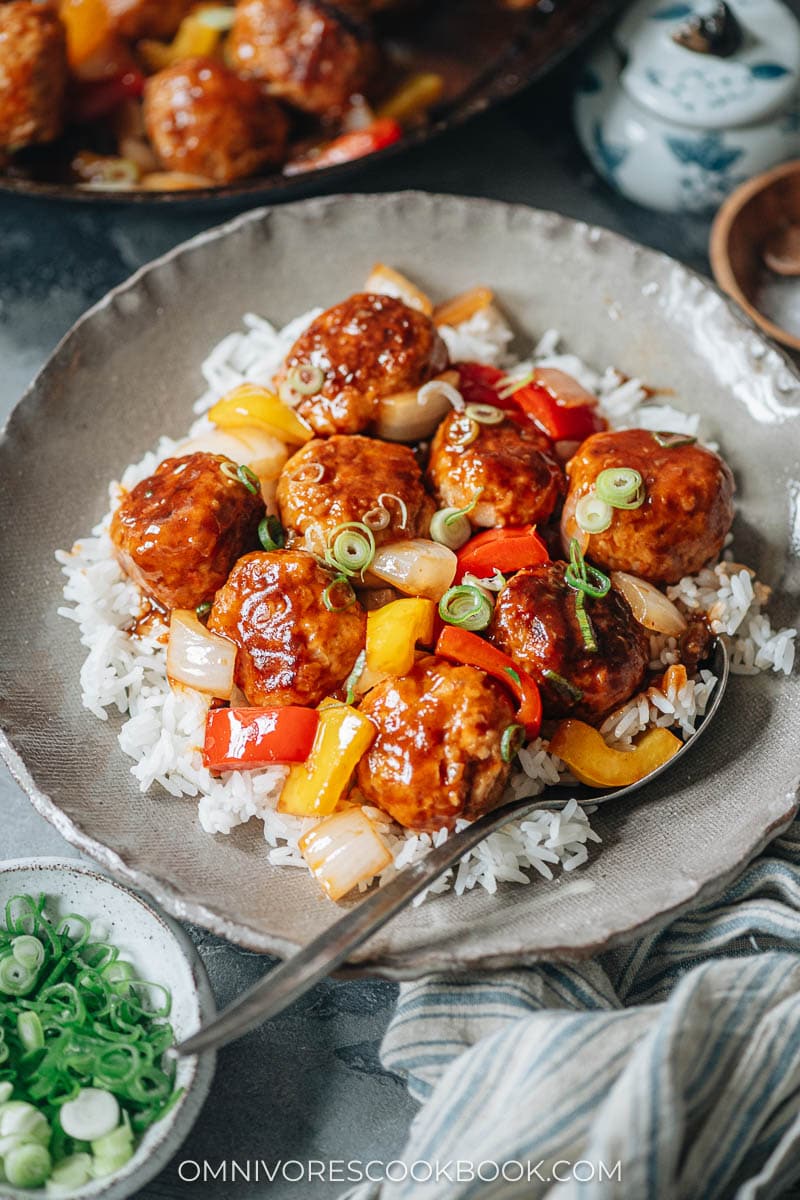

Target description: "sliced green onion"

left=505, top=665, right=521, bottom=686
left=287, top=364, right=324, bottom=396
left=4, top=1142, right=52, bottom=1188
left=653, top=431, right=697, bottom=448
left=500, top=723, right=525, bottom=763
left=344, top=650, right=366, bottom=705
left=542, top=670, right=584, bottom=702
left=60, top=1088, right=120, bottom=1141
left=258, top=514, right=285, bottom=552
left=497, top=370, right=533, bottom=400
left=574, top=590, right=597, bottom=653
left=0, top=1082, right=12, bottom=1104
left=0, top=955, right=37, bottom=996
left=17, top=1011, right=44, bottom=1053
left=220, top=461, right=260, bottom=495
left=448, top=415, right=479, bottom=447
left=325, top=522, right=375, bottom=577
left=47, top=1152, right=93, bottom=1193
left=564, top=538, right=611, bottom=599
left=195, top=5, right=236, bottom=29
left=429, top=489, right=481, bottom=550
left=195, top=601, right=212, bottom=618
left=322, top=575, right=356, bottom=612
left=594, top=466, right=645, bottom=510
left=575, top=491, right=612, bottom=535
left=464, top=402, right=505, bottom=425
left=438, top=585, right=493, bottom=631
left=12, top=935, right=44, bottom=971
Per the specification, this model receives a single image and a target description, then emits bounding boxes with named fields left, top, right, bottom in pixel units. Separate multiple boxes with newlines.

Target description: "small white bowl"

left=0, top=858, right=216, bottom=1200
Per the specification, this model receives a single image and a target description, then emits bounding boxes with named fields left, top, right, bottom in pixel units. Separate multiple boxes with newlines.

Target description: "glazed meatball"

left=564, top=429, right=735, bottom=585
left=0, top=3, right=67, bottom=148
left=228, top=0, right=376, bottom=117
left=208, top=550, right=366, bottom=706
left=143, top=58, right=289, bottom=184
left=428, top=410, right=565, bottom=529
left=110, top=452, right=264, bottom=611
left=103, top=0, right=190, bottom=38
left=491, top=561, right=650, bottom=722
left=277, top=435, right=434, bottom=550
left=275, top=293, right=448, bottom=436
left=357, top=656, right=515, bottom=832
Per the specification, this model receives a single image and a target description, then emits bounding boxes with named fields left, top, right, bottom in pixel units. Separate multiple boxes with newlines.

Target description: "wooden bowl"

left=710, top=159, right=800, bottom=353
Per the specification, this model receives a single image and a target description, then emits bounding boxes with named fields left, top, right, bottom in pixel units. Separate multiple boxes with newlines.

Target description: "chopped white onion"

left=363, top=263, right=433, bottom=315
left=167, top=610, right=236, bottom=699
left=177, top=424, right=289, bottom=506
left=366, top=539, right=457, bottom=601
left=299, top=809, right=393, bottom=900
left=375, top=371, right=461, bottom=442
left=59, top=1089, right=119, bottom=1142
left=611, top=571, right=688, bottom=636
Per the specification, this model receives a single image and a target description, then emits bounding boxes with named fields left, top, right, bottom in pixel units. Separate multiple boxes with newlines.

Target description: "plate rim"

left=1, top=190, right=798, bottom=976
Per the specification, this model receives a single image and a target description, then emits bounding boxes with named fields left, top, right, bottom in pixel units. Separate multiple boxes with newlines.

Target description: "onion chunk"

left=611, top=571, right=687, bottom=636
left=299, top=809, right=393, bottom=901
left=167, top=610, right=236, bottom=699
left=368, top=538, right=457, bottom=601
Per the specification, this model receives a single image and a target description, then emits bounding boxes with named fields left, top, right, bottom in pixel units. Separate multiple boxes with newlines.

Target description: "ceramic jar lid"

left=615, top=0, right=800, bottom=130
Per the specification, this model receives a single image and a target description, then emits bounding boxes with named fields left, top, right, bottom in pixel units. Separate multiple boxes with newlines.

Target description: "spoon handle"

left=176, top=790, right=565, bottom=1057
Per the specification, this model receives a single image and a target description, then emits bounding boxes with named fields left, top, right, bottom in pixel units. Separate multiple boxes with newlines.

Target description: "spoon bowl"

left=176, top=639, right=729, bottom=1058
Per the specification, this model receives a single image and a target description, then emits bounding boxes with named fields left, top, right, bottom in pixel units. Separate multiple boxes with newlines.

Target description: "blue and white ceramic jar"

left=574, top=0, right=800, bottom=213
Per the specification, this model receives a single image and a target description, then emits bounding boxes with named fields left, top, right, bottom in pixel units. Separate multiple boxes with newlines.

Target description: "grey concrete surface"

left=1, top=58, right=724, bottom=1199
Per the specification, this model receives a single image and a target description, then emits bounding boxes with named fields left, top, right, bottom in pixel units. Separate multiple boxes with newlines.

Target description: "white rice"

left=56, top=304, right=797, bottom=902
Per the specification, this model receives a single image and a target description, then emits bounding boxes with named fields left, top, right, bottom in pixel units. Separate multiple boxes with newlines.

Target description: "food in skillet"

left=59, top=267, right=796, bottom=903
left=0, top=0, right=446, bottom=190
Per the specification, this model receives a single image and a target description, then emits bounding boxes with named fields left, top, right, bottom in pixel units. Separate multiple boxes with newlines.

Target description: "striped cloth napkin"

left=348, top=819, right=800, bottom=1199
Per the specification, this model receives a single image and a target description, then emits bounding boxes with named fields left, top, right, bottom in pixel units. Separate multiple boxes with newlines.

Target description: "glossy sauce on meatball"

left=564, top=429, right=735, bottom=584
left=228, top=0, right=377, bottom=116
left=275, top=293, right=448, bottom=436
left=356, top=656, right=515, bottom=832
left=208, top=550, right=366, bottom=706
left=110, top=452, right=264, bottom=611
left=143, top=57, right=288, bottom=183
left=277, top=435, right=434, bottom=550
left=0, top=2, right=67, bottom=149
left=491, top=561, right=650, bottom=722
left=427, top=410, right=565, bottom=528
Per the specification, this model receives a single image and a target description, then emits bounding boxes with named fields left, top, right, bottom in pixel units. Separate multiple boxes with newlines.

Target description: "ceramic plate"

left=1, top=193, right=798, bottom=978
left=0, top=0, right=624, bottom=206
left=0, top=858, right=215, bottom=1200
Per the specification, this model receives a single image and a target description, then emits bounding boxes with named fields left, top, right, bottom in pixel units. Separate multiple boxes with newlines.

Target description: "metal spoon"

left=176, top=639, right=729, bottom=1058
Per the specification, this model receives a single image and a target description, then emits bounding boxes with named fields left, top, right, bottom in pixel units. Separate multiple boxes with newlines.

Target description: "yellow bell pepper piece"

left=378, top=73, right=445, bottom=124
left=366, top=598, right=435, bottom=678
left=278, top=701, right=375, bottom=817
left=138, top=14, right=221, bottom=73
left=549, top=719, right=682, bottom=788
left=208, top=384, right=313, bottom=446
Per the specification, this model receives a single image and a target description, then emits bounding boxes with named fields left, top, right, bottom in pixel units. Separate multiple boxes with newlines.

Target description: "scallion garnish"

left=448, top=415, right=479, bottom=447
left=653, top=431, right=697, bottom=448
left=542, top=669, right=584, bottom=702
left=497, top=370, right=533, bottom=400
left=464, top=402, right=505, bottom=425
left=258, top=514, right=286, bottom=552
left=287, top=363, right=325, bottom=396
left=325, top=522, right=376, bottom=578
left=344, top=650, right=367, bottom=705
left=322, top=575, right=357, bottom=612
left=505, top=666, right=521, bottom=686
left=574, top=590, right=597, bottom=653
left=564, top=538, right=611, bottom=599
left=220, top=461, right=260, bottom=495
left=429, top=489, right=482, bottom=550
left=438, top=584, right=493, bottom=631
left=500, top=723, right=525, bottom=763
left=575, top=490, right=612, bottom=535
left=594, top=467, right=645, bottom=510
left=195, top=601, right=212, bottom=618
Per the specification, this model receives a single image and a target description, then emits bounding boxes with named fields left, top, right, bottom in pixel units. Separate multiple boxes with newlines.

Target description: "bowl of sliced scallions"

left=0, top=860, right=215, bottom=1198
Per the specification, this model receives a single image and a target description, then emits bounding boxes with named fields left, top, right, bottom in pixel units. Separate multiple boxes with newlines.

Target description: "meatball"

left=228, top=0, right=376, bottom=117
left=103, top=0, right=190, bottom=38
left=275, top=293, right=448, bottom=436
left=357, top=656, right=515, bottom=832
left=208, top=550, right=366, bottom=706
left=110, top=452, right=264, bottom=611
left=491, top=561, right=650, bottom=722
left=428, top=411, right=565, bottom=529
left=0, top=3, right=67, bottom=149
left=564, top=429, right=735, bottom=584
left=143, top=58, right=289, bottom=184
left=277, top=435, right=434, bottom=550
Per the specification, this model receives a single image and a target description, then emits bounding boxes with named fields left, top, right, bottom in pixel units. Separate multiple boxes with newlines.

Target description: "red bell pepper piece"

left=454, top=362, right=509, bottom=409
left=435, top=626, right=542, bottom=740
left=511, top=374, right=607, bottom=443
left=286, top=117, right=403, bottom=174
left=203, top=706, right=319, bottom=772
left=456, top=525, right=550, bottom=581
left=72, top=69, right=145, bottom=123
